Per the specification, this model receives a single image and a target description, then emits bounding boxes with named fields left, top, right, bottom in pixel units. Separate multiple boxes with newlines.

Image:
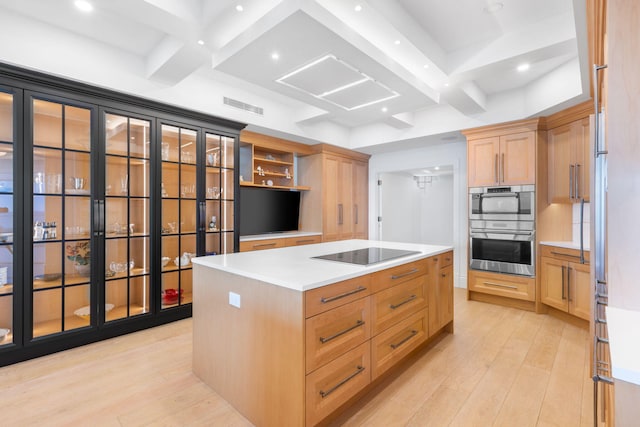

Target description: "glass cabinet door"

left=160, top=124, right=197, bottom=309
left=31, top=98, right=93, bottom=338
left=0, top=90, right=15, bottom=347
left=104, top=114, right=151, bottom=321
left=205, top=132, right=235, bottom=257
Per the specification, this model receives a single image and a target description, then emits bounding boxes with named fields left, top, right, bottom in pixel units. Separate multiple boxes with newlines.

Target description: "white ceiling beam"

left=146, top=35, right=209, bottom=85
left=384, top=112, right=414, bottom=129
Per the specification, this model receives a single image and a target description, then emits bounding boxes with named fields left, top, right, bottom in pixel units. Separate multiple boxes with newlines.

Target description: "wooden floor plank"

left=0, top=289, right=592, bottom=427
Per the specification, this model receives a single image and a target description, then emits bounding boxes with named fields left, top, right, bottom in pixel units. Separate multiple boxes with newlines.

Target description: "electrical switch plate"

left=229, top=291, right=241, bottom=308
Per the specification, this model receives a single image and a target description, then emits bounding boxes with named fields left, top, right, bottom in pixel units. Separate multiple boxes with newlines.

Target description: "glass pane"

left=33, top=195, right=62, bottom=241
left=221, top=168, right=234, bottom=199
left=161, top=271, right=180, bottom=308
left=205, top=233, right=219, bottom=256
left=33, top=242, right=63, bottom=290
left=64, top=198, right=91, bottom=239
left=33, top=100, right=62, bottom=148
left=65, top=106, right=91, bottom=151
left=105, top=155, right=128, bottom=197
left=130, top=276, right=150, bottom=316
left=33, top=148, right=62, bottom=194
left=130, top=199, right=149, bottom=236
left=0, top=92, right=13, bottom=142
left=130, top=118, right=150, bottom=159
left=161, top=125, right=180, bottom=162
left=221, top=135, right=235, bottom=168
left=64, top=240, right=91, bottom=283
left=0, top=294, right=12, bottom=346
left=65, top=151, right=91, bottom=195
left=162, top=199, right=179, bottom=235
left=105, top=238, right=130, bottom=279
left=130, top=159, right=150, bottom=198
left=180, top=129, right=197, bottom=165
left=162, top=163, right=179, bottom=198
left=162, top=235, right=179, bottom=270
left=180, top=235, right=196, bottom=260
left=206, top=200, right=220, bottom=232
left=222, top=201, right=234, bottom=232
left=206, top=134, right=220, bottom=167
left=222, top=232, right=234, bottom=254
left=205, top=169, right=221, bottom=200
left=180, top=200, right=197, bottom=234
left=105, top=114, right=128, bottom=156
left=65, top=284, right=91, bottom=331
left=130, top=237, right=149, bottom=275
left=33, top=288, right=62, bottom=338
left=180, top=269, right=192, bottom=305
left=0, top=144, right=13, bottom=194
left=105, top=198, right=128, bottom=236
left=105, top=279, right=128, bottom=321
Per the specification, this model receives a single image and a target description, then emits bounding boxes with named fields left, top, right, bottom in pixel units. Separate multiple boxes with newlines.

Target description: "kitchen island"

left=192, top=239, right=453, bottom=426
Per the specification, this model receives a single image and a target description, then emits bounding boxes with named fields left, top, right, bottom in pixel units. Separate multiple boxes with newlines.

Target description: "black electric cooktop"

left=312, top=247, right=420, bottom=266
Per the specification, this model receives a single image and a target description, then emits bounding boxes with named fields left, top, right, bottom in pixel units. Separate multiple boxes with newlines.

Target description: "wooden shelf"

left=240, top=182, right=310, bottom=191
left=254, top=157, right=293, bottom=167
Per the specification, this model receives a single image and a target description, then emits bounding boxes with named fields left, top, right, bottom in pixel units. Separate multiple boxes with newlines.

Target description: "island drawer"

left=239, top=238, right=285, bottom=252
left=371, top=310, right=428, bottom=379
left=371, top=259, right=429, bottom=293
left=468, top=270, right=535, bottom=301
left=305, top=297, right=371, bottom=374
left=305, top=341, right=371, bottom=427
left=305, top=275, right=372, bottom=318
left=284, top=234, right=322, bottom=247
left=432, top=251, right=453, bottom=268
left=370, top=274, right=428, bottom=335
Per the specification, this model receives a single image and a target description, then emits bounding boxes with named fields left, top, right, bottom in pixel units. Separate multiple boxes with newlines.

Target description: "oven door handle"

left=470, top=229, right=535, bottom=236
left=479, top=192, right=518, bottom=198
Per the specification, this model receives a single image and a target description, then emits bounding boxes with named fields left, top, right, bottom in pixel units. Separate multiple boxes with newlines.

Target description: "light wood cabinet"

left=427, top=251, right=454, bottom=333
left=298, top=145, right=370, bottom=242
left=466, top=131, right=536, bottom=187
left=468, top=269, right=536, bottom=302
left=540, top=245, right=591, bottom=321
left=239, top=233, right=322, bottom=252
left=548, top=118, right=591, bottom=203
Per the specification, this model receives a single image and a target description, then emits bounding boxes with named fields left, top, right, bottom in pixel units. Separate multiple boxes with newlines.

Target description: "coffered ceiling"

left=0, top=0, right=589, bottom=153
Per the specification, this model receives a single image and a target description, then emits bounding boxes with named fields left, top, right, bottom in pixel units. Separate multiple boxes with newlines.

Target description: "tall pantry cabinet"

left=298, top=144, right=370, bottom=241
left=0, top=63, right=244, bottom=366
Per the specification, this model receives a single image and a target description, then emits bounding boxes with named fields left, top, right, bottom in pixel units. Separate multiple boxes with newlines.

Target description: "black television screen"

left=240, top=187, right=301, bottom=236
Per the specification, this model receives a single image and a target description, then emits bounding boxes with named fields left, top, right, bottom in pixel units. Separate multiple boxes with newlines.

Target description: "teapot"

left=174, top=252, right=193, bottom=267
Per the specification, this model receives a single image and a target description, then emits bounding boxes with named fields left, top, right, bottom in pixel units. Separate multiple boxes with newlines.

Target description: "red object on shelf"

left=162, top=288, right=184, bottom=305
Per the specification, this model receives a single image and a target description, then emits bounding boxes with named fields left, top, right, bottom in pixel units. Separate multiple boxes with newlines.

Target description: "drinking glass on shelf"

left=120, top=175, right=128, bottom=195
left=34, top=172, right=45, bottom=193
left=161, top=142, right=169, bottom=161
left=46, top=174, right=62, bottom=193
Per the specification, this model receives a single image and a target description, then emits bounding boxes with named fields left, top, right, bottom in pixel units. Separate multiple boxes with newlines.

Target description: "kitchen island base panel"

left=192, top=264, right=305, bottom=427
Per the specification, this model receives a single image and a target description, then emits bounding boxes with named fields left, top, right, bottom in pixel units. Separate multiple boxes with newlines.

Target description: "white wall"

left=369, top=141, right=468, bottom=288
left=380, top=172, right=453, bottom=247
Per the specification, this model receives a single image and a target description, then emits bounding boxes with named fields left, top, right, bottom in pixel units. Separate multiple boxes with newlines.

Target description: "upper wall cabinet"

left=545, top=102, right=593, bottom=204
left=464, top=120, right=540, bottom=188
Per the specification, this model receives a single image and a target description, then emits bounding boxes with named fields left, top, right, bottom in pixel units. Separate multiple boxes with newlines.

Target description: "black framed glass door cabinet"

left=0, top=63, right=244, bottom=366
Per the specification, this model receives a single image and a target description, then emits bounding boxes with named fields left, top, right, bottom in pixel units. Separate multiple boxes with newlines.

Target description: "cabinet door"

left=500, top=132, right=536, bottom=185
left=467, top=137, right=500, bottom=187
left=353, top=160, right=368, bottom=239
left=0, top=90, right=15, bottom=347
left=30, top=97, right=95, bottom=338
left=438, top=264, right=454, bottom=328
left=574, top=118, right=590, bottom=202
left=322, top=155, right=340, bottom=241
left=105, top=114, right=152, bottom=321
left=548, top=124, right=574, bottom=203
left=338, top=158, right=354, bottom=239
left=540, top=256, right=569, bottom=312
left=568, top=262, right=591, bottom=321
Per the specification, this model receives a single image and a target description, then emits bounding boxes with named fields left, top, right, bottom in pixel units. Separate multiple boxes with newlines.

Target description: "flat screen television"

left=240, top=187, right=301, bottom=236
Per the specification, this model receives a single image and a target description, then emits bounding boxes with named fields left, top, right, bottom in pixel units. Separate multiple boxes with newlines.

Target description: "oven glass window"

left=471, top=238, right=532, bottom=265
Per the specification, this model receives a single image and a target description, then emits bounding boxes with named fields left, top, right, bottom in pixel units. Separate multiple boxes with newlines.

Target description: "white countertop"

left=606, top=306, right=640, bottom=385
left=239, top=231, right=322, bottom=242
left=192, top=239, right=452, bottom=292
left=539, top=241, right=590, bottom=251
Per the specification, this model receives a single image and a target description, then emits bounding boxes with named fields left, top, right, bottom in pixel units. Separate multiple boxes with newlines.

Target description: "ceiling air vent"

left=223, top=97, right=264, bottom=115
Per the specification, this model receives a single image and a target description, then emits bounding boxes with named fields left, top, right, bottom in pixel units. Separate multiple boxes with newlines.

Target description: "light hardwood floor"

left=0, top=289, right=593, bottom=426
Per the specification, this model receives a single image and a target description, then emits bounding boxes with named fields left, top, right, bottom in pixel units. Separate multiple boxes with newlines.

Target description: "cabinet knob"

left=441, top=273, right=446, bottom=278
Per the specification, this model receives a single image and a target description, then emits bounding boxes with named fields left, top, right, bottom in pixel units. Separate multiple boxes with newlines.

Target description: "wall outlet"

left=228, top=291, right=241, bottom=308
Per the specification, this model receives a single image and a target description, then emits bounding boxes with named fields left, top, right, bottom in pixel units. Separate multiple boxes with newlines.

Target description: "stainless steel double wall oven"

left=469, top=185, right=535, bottom=276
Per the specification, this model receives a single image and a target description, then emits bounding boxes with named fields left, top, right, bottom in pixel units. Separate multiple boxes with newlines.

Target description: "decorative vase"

left=75, top=263, right=91, bottom=276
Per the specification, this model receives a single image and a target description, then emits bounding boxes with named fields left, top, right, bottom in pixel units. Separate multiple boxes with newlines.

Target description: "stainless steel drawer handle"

left=390, top=329, right=418, bottom=350
left=319, top=365, right=365, bottom=398
left=391, top=268, right=419, bottom=280
left=550, top=250, right=581, bottom=259
left=254, top=242, right=276, bottom=248
left=320, top=286, right=367, bottom=304
left=483, top=281, right=518, bottom=290
left=319, top=320, right=365, bottom=344
left=389, top=294, right=417, bottom=310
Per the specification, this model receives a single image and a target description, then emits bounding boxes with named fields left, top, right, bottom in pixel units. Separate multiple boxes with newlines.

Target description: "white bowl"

left=0, top=328, right=10, bottom=340
left=74, top=303, right=114, bottom=319
left=161, top=257, right=170, bottom=267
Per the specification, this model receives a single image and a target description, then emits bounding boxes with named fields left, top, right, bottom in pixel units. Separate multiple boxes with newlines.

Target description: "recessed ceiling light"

left=381, top=107, right=388, bottom=113
left=434, top=166, right=440, bottom=170
left=394, top=40, right=401, bottom=45
left=354, top=4, right=362, bottom=12
left=483, top=2, right=503, bottom=13
left=74, top=0, right=93, bottom=12
left=271, top=52, right=280, bottom=60
left=236, top=5, right=244, bottom=12
left=0, top=152, right=7, bottom=157
left=444, top=82, right=449, bottom=87
left=517, top=63, right=530, bottom=72
left=423, top=64, right=429, bottom=69
left=197, top=40, right=205, bottom=46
